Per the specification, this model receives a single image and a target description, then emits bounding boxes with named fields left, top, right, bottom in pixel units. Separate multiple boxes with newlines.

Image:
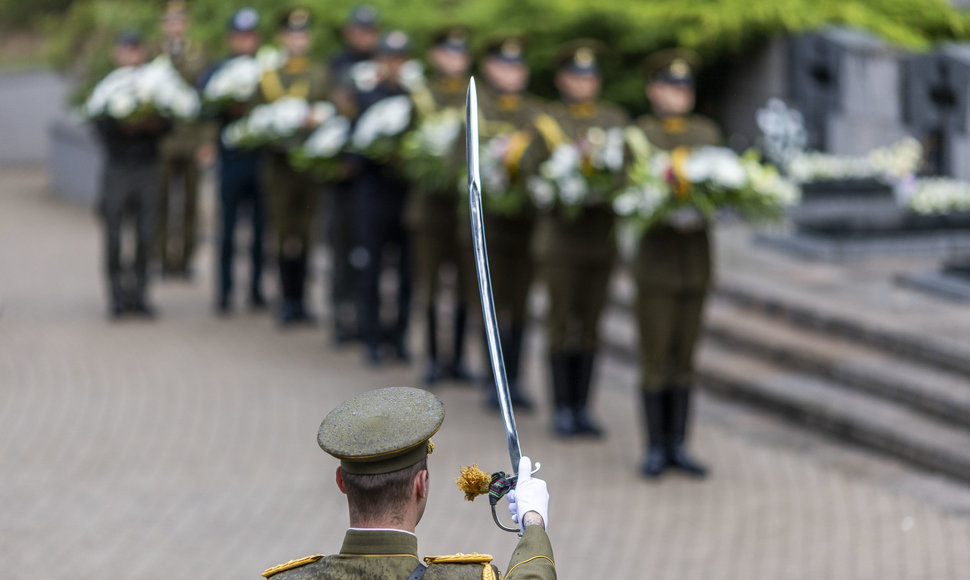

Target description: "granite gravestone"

left=789, top=27, right=911, bottom=156
left=904, top=43, right=970, bottom=181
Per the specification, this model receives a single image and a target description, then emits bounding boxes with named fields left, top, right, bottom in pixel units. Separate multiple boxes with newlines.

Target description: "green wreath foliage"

left=29, top=0, right=970, bottom=108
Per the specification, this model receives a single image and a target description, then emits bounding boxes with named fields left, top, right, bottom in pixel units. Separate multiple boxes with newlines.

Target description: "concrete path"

left=2, top=167, right=970, bottom=580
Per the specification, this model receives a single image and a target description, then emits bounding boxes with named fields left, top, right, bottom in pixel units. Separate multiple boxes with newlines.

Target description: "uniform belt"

left=408, top=563, right=427, bottom=580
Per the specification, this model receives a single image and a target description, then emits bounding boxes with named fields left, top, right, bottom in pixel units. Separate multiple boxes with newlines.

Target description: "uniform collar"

left=661, top=115, right=687, bottom=134
left=568, top=101, right=597, bottom=119
left=496, top=93, right=522, bottom=111
left=340, top=529, right=418, bottom=556
left=437, top=76, right=465, bottom=94
left=284, top=56, right=309, bottom=74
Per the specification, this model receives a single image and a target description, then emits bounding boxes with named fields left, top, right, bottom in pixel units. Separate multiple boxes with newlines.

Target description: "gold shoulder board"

left=424, top=552, right=493, bottom=565
left=262, top=554, right=325, bottom=578
left=426, top=554, right=497, bottom=580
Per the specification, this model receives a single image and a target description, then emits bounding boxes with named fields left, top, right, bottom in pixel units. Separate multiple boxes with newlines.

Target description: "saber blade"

left=466, top=77, right=522, bottom=474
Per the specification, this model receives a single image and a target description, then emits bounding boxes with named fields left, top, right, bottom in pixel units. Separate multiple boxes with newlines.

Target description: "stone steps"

left=696, top=342, right=970, bottom=483
left=599, top=272, right=970, bottom=482
left=713, top=280, right=970, bottom=377
left=704, top=298, right=970, bottom=427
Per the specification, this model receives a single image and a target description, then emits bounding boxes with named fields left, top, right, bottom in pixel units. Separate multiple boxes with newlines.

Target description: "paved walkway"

left=3, top=167, right=970, bottom=580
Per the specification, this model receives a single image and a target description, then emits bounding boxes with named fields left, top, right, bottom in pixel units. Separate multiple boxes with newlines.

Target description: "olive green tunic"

left=264, top=526, right=556, bottom=579
left=257, top=57, right=332, bottom=255
left=158, top=39, right=209, bottom=158
left=458, top=87, right=545, bottom=325
left=634, top=114, right=722, bottom=391
left=530, top=101, right=628, bottom=352
left=404, top=76, right=469, bottom=303
left=156, top=39, right=208, bottom=272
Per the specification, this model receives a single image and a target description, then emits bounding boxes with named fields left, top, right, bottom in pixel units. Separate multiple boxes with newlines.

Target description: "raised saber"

left=466, top=77, right=521, bottom=470
left=466, top=78, right=532, bottom=533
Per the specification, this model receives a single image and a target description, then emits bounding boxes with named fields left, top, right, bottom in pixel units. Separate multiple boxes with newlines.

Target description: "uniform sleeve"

left=310, top=64, right=333, bottom=103
left=193, top=64, right=222, bottom=142
left=503, top=525, right=556, bottom=580
left=693, top=116, right=724, bottom=147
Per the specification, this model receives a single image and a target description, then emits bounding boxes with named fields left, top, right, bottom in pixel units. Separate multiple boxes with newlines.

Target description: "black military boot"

left=666, top=388, right=708, bottom=478
left=448, top=306, right=475, bottom=383
left=550, top=353, right=577, bottom=437
left=640, top=391, right=668, bottom=479
left=572, top=352, right=603, bottom=437
left=506, top=325, right=534, bottom=411
left=423, top=307, right=442, bottom=385
left=278, top=258, right=298, bottom=326
left=292, top=255, right=316, bottom=325
left=248, top=286, right=267, bottom=311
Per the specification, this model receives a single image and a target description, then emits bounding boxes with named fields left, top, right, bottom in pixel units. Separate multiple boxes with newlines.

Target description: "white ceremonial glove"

left=506, top=456, right=549, bottom=531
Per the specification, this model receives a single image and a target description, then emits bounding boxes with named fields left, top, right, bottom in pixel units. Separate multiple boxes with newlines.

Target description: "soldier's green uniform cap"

left=483, top=36, right=526, bottom=64
left=347, top=4, right=379, bottom=29
left=378, top=30, right=411, bottom=56
left=318, top=387, right=444, bottom=475
left=432, top=26, right=470, bottom=52
left=116, top=29, right=144, bottom=48
left=228, top=8, right=259, bottom=33
left=557, top=39, right=604, bottom=76
left=643, top=48, right=699, bottom=86
left=279, top=8, right=312, bottom=32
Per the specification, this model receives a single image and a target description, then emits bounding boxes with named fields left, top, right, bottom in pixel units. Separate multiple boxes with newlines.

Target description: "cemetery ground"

left=5, top=166, right=970, bottom=579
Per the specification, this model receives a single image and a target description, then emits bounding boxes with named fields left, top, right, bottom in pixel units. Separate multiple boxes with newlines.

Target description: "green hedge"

left=45, top=0, right=970, bottom=110
left=0, top=0, right=73, bottom=28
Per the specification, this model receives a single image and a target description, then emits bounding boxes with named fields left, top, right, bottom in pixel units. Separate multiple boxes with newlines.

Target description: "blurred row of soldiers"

left=93, top=0, right=722, bottom=480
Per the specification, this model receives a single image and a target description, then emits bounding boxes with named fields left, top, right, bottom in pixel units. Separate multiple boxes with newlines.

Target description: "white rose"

left=107, top=93, right=137, bottom=119
left=256, top=46, right=286, bottom=71
left=352, top=96, right=412, bottom=148
left=686, top=147, right=746, bottom=188
left=528, top=177, right=555, bottom=210
left=205, top=56, right=260, bottom=102
left=247, top=106, right=274, bottom=135
left=377, top=96, right=413, bottom=136
left=612, top=189, right=640, bottom=217
left=398, top=60, right=425, bottom=92
left=222, top=123, right=246, bottom=147
left=542, top=145, right=580, bottom=180
left=350, top=61, right=380, bottom=92
left=270, top=98, right=310, bottom=135
left=171, top=90, right=200, bottom=119
left=559, top=175, right=588, bottom=206
left=421, top=114, right=461, bottom=156
left=304, top=116, right=350, bottom=158
left=603, top=128, right=625, bottom=172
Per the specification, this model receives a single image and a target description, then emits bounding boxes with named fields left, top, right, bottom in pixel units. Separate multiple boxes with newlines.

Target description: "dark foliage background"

left=4, top=0, right=967, bottom=112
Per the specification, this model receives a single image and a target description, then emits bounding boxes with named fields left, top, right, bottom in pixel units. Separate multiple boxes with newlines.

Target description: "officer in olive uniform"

left=348, top=31, right=415, bottom=365
left=258, top=8, right=331, bottom=326
left=405, top=26, right=474, bottom=385
left=93, top=31, right=172, bottom=319
left=531, top=41, right=629, bottom=438
left=462, top=36, right=545, bottom=411
left=261, top=387, right=556, bottom=580
left=326, top=4, right=381, bottom=343
left=634, top=50, right=720, bottom=479
left=157, top=0, right=208, bottom=278
left=198, top=8, right=267, bottom=314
